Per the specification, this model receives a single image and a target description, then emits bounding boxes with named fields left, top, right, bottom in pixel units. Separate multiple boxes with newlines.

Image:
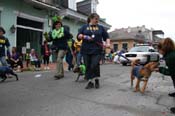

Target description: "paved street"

left=0, top=64, right=175, bottom=116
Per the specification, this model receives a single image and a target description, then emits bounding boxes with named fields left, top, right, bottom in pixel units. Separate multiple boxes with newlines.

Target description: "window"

left=113, top=44, right=118, bottom=51
left=17, top=17, right=43, bottom=29
left=122, top=43, right=128, bottom=51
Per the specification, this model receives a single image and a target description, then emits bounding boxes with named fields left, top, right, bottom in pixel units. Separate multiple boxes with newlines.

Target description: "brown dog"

left=130, top=59, right=158, bottom=93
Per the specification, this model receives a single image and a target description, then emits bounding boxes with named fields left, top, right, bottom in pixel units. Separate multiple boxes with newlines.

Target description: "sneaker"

left=170, top=107, right=175, bottom=114
left=54, top=75, right=64, bottom=80
left=68, top=67, right=71, bottom=71
left=46, top=66, right=50, bottom=70
left=44, top=67, right=47, bottom=70
left=168, top=92, right=175, bottom=97
left=95, top=79, right=100, bottom=89
left=85, top=82, right=94, bottom=89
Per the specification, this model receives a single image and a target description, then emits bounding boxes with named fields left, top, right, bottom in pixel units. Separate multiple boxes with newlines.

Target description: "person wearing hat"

left=50, top=17, right=72, bottom=79
left=0, top=26, right=10, bottom=66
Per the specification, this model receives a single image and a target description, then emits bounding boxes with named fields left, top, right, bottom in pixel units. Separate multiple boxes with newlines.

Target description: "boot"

left=168, top=92, right=175, bottom=97
left=170, top=107, right=175, bottom=114
left=85, top=81, right=94, bottom=89
left=95, top=79, right=100, bottom=89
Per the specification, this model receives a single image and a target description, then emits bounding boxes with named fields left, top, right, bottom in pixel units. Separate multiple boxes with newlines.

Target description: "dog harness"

left=79, top=64, right=86, bottom=75
left=133, top=66, right=144, bottom=79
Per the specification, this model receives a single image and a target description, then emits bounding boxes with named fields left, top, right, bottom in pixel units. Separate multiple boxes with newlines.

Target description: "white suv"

left=119, top=45, right=160, bottom=66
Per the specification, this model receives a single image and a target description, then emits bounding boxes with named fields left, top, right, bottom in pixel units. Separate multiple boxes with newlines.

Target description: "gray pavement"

left=0, top=64, right=175, bottom=116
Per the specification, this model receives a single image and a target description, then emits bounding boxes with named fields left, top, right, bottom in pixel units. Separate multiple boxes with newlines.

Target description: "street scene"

left=1, top=0, right=175, bottom=116
left=0, top=63, right=174, bottom=116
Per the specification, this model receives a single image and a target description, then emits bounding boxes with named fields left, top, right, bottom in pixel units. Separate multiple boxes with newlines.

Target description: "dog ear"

left=145, top=62, right=158, bottom=71
left=150, top=62, right=159, bottom=70
left=73, top=67, right=81, bottom=73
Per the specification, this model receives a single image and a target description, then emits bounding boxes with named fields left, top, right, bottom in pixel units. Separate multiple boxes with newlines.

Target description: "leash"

left=96, top=43, right=131, bottom=63
left=96, top=42, right=104, bottom=48
left=118, top=53, right=131, bottom=63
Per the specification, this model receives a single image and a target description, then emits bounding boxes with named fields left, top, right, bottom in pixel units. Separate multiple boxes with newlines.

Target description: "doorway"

left=16, top=17, right=43, bottom=56
left=17, top=28, right=42, bottom=55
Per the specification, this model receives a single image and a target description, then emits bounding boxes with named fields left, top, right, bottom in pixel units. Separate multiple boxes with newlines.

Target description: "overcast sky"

left=76, top=0, right=175, bottom=39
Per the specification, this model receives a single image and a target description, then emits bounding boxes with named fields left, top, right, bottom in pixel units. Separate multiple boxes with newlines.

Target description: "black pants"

left=31, top=61, right=41, bottom=68
left=43, top=55, right=50, bottom=65
left=171, top=75, right=175, bottom=89
left=83, top=54, right=101, bottom=80
left=8, top=59, right=23, bottom=69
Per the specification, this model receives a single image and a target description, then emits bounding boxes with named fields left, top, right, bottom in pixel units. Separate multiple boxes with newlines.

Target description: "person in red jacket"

left=41, top=40, right=51, bottom=70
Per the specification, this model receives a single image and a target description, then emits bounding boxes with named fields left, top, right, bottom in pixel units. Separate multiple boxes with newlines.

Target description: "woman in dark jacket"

left=157, top=37, right=175, bottom=114
left=77, top=13, right=111, bottom=89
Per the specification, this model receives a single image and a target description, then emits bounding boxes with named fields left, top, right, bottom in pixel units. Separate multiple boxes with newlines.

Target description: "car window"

left=148, top=49, right=155, bottom=52
left=129, top=46, right=150, bottom=52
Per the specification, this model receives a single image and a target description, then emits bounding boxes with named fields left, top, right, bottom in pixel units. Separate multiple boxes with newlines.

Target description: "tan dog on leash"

left=130, top=59, right=158, bottom=93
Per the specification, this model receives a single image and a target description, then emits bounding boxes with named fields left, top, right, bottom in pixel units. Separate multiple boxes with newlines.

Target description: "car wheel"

left=122, top=63, right=127, bottom=66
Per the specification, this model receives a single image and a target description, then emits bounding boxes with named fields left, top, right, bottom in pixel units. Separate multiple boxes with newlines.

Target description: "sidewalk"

left=22, top=61, right=68, bottom=71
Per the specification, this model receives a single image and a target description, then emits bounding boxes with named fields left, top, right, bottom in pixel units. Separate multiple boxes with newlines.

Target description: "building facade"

left=0, top=0, right=111, bottom=58
left=109, top=25, right=164, bottom=52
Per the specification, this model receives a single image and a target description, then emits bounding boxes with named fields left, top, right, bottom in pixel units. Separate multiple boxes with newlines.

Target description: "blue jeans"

left=0, top=56, right=8, bottom=66
left=76, top=52, right=82, bottom=66
left=66, top=49, right=74, bottom=70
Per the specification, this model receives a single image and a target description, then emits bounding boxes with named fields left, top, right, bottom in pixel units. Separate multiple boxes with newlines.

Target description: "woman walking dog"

left=77, top=13, right=110, bottom=89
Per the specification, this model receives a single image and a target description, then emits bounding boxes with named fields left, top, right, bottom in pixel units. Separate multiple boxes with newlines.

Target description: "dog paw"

left=133, top=90, right=138, bottom=92
left=140, top=90, right=145, bottom=94
left=134, top=89, right=140, bottom=92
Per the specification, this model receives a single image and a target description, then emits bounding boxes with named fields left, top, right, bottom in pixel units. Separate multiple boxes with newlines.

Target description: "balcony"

left=24, top=0, right=60, bottom=11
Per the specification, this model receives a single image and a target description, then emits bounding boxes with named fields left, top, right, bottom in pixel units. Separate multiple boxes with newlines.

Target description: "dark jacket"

left=0, top=35, right=10, bottom=57
left=78, top=24, right=109, bottom=55
left=159, top=50, right=175, bottom=76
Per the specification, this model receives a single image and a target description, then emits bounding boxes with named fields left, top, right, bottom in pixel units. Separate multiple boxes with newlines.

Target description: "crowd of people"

left=0, top=26, right=50, bottom=72
left=1, top=13, right=175, bottom=114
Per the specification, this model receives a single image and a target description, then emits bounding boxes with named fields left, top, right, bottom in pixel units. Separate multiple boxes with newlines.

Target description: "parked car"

left=119, top=45, right=160, bottom=66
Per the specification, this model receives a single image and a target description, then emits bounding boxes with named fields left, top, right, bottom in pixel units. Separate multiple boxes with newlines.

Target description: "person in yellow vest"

left=74, top=38, right=83, bottom=67
left=0, top=26, right=10, bottom=66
